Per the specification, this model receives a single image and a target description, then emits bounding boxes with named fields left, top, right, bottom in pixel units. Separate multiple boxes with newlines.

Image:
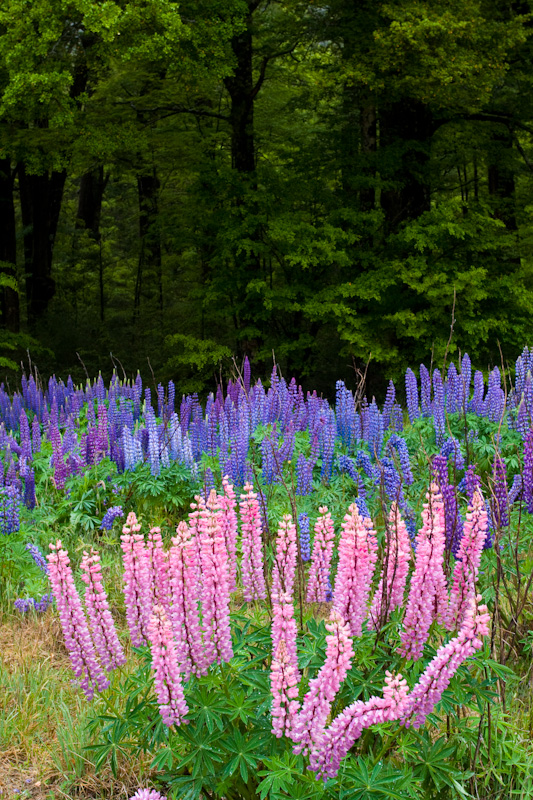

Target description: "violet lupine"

left=148, top=604, right=188, bottom=727
left=80, top=548, right=126, bottom=671
left=200, top=508, right=233, bottom=666
left=291, top=611, right=353, bottom=754
left=523, top=429, right=533, bottom=513
left=168, top=521, right=206, bottom=679
left=121, top=516, right=151, bottom=647
left=399, top=485, right=448, bottom=660
left=272, top=591, right=300, bottom=678
left=219, top=476, right=239, bottom=591
left=270, top=639, right=301, bottom=739
left=306, top=506, right=335, bottom=604
left=333, top=503, right=378, bottom=637
left=309, top=671, right=409, bottom=781
left=401, top=594, right=490, bottom=729
left=272, top=514, right=297, bottom=601
left=368, top=502, right=411, bottom=630
left=48, top=540, right=109, bottom=700
left=491, top=454, right=509, bottom=528
left=448, top=490, right=488, bottom=629
left=298, top=512, right=311, bottom=562
left=239, top=482, right=267, bottom=602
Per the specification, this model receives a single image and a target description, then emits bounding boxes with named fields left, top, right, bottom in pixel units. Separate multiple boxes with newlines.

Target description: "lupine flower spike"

left=448, top=490, right=488, bottom=629
left=306, top=507, right=335, bottom=604
left=200, top=505, right=233, bottom=667
left=48, top=540, right=109, bottom=699
left=239, top=482, right=267, bottom=602
left=148, top=604, right=188, bottom=727
left=368, top=502, right=411, bottom=630
left=272, top=514, right=297, bottom=601
left=270, top=640, right=300, bottom=739
left=80, top=548, right=126, bottom=672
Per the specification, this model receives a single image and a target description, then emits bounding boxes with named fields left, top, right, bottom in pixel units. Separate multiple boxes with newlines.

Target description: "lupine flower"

left=405, top=368, right=420, bottom=423
left=401, top=594, right=490, bottom=729
left=333, top=503, right=378, bottom=636
left=80, top=548, right=126, bottom=671
left=48, top=540, right=109, bottom=699
left=399, top=485, right=448, bottom=659
left=219, top=476, right=239, bottom=591
left=306, top=507, right=335, bottom=604
left=523, top=429, right=533, bottom=512
left=100, top=505, right=124, bottom=530
left=0, top=485, right=20, bottom=534
left=148, top=604, right=188, bottom=727
left=491, top=455, right=509, bottom=527
left=169, top=521, right=206, bottom=679
left=239, top=482, right=267, bottom=602
left=270, top=640, right=300, bottom=739
left=272, top=591, right=299, bottom=678
left=14, top=593, right=54, bottom=613
left=200, top=507, right=233, bottom=666
left=129, top=790, right=167, bottom=800
left=448, top=491, right=488, bottom=629
left=147, top=527, right=171, bottom=616
left=292, top=611, right=353, bottom=754
left=272, top=514, right=297, bottom=602
left=121, top=521, right=150, bottom=647
left=309, top=671, right=409, bottom=780
left=298, top=513, right=311, bottom=562
left=368, top=503, right=411, bottom=630
left=26, top=542, right=48, bottom=574
left=433, top=369, right=446, bottom=446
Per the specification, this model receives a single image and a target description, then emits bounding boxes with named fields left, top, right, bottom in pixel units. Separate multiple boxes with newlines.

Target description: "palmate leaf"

left=187, top=685, right=228, bottom=733
left=411, top=732, right=466, bottom=792
left=173, top=727, right=224, bottom=779
left=257, top=752, right=307, bottom=800
left=220, top=729, right=265, bottom=782
left=338, top=758, right=420, bottom=800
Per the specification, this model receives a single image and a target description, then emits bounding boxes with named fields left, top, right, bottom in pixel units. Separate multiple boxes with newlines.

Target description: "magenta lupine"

left=80, top=548, right=126, bottom=671
left=270, top=639, right=301, bottom=739
left=368, top=503, right=411, bottom=630
left=48, top=540, right=109, bottom=700
left=306, top=507, right=335, bottom=604
left=291, top=611, right=354, bottom=754
left=219, top=476, right=239, bottom=591
left=401, top=594, right=490, bottom=729
left=200, top=510, right=233, bottom=666
left=271, top=591, right=300, bottom=678
left=333, top=503, right=378, bottom=636
left=309, top=671, right=409, bottom=780
left=168, top=521, right=207, bottom=679
left=399, top=486, right=448, bottom=659
left=147, top=527, right=171, bottom=615
left=239, top=482, right=267, bottom=602
left=121, top=525, right=151, bottom=647
left=272, top=514, right=297, bottom=601
left=148, top=604, right=188, bottom=727
left=448, top=491, right=488, bottom=629
left=129, top=791, right=167, bottom=800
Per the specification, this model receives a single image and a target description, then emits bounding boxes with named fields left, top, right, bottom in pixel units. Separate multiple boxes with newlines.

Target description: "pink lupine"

left=147, top=527, right=171, bottom=615
left=271, top=640, right=301, bottom=739
left=399, top=485, right=448, bottom=660
left=401, top=593, right=490, bottom=729
left=291, top=611, right=353, bottom=754
left=129, top=791, right=167, bottom=800
left=239, top=482, right=267, bottom=602
left=306, top=507, right=335, bottom=604
left=121, top=528, right=151, bottom=647
left=80, top=548, right=126, bottom=672
left=168, top=521, right=207, bottom=679
left=309, top=671, right=409, bottom=780
left=368, top=503, right=412, bottom=630
left=333, top=504, right=378, bottom=636
left=200, top=510, right=233, bottom=666
left=272, top=514, right=297, bottom=602
left=448, top=490, right=488, bottom=629
left=271, top=591, right=300, bottom=679
left=48, top=540, right=109, bottom=700
left=148, top=604, right=188, bottom=727
left=220, top=476, right=239, bottom=591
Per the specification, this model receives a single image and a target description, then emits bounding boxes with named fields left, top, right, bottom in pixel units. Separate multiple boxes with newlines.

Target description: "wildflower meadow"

left=3, top=352, right=533, bottom=799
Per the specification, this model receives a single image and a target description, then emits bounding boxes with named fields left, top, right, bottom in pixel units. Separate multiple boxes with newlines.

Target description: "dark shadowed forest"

left=1, top=0, right=533, bottom=395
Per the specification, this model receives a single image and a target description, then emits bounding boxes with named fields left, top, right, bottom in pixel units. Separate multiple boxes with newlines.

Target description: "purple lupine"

left=523, top=429, right=533, bottom=512
left=295, top=453, right=313, bottom=496
left=491, top=454, right=509, bottom=528
left=387, top=435, right=413, bottom=485
left=471, top=371, right=485, bottom=414
left=48, top=540, right=109, bottom=699
left=22, top=467, right=36, bottom=509
left=298, top=513, right=311, bottom=562
left=100, top=506, right=124, bottom=530
left=420, top=364, right=432, bottom=417
left=80, top=548, right=126, bottom=672
left=382, top=381, right=396, bottom=431
left=31, top=416, right=41, bottom=453
left=26, top=543, right=48, bottom=574
left=432, top=369, right=446, bottom=446
left=460, top=353, right=472, bottom=411
left=0, top=485, right=20, bottom=534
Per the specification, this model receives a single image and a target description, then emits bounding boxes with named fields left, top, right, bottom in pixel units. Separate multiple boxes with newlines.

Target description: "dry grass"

left=0, top=610, right=153, bottom=799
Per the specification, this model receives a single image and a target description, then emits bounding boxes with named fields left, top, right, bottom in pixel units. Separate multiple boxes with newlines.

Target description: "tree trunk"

left=488, top=127, right=517, bottom=231
left=77, top=167, right=106, bottom=320
left=19, top=164, right=66, bottom=323
left=0, top=159, right=20, bottom=331
left=224, top=15, right=256, bottom=175
left=135, top=168, right=162, bottom=314
left=380, top=100, right=433, bottom=232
